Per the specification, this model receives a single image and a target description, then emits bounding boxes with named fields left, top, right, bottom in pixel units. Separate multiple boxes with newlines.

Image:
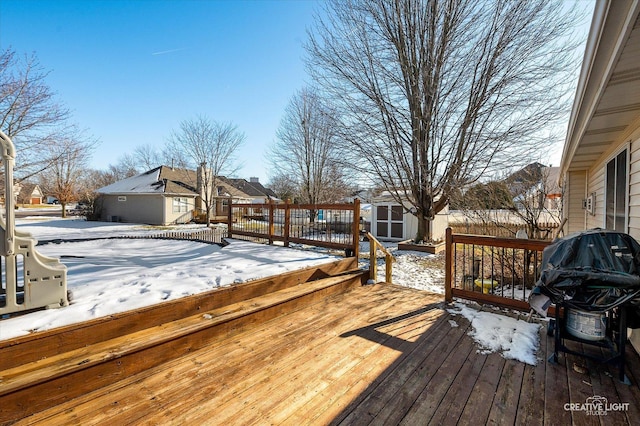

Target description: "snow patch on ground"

left=360, top=240, right=445, bottom=293
left=447, top=302, right=541, bottom=365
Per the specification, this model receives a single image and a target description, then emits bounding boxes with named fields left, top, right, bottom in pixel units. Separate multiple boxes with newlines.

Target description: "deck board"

left=14, top=284, right=640, bottom=426
left=515, top=320, right=547, bottom=426
left=486, top=356, right=525, bottom=425
left=457, top=351, right=506, bottom=426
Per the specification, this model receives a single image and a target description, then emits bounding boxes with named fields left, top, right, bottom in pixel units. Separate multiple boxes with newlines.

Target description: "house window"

left=605, top=149, right=627, bottom=231
left=376, top=205, right=404, bottom=239
left=173, top=197, right=189, bottom=213
left=118, top=196, right=127, bottom=202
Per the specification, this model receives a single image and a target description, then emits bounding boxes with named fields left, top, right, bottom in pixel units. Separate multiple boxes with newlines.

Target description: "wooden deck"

left=9, top=283, right=640, bottom=425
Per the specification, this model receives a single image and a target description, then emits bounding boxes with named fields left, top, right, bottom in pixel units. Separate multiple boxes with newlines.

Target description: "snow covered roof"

left=97, top=166, right=198, bottom=196
left=97, top=166, right=277, bottom=200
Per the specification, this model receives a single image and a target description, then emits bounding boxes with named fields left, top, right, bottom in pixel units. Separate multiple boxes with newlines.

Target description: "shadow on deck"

left=7, top=283, right=640, bottom=425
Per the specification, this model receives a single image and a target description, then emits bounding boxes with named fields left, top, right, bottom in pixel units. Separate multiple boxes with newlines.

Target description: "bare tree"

left=306, top=0, right=584, bottom=242
left=0, top=48, right=70, bottom=179
left=267, top=88, right=350, bottom=213
left=451, top=164, right=562, bottom=239
left=133, top=144, right=164, bottom=171
left=38, top=126, right=97, bottom=217
left=509, top=165, right=562, bottom=239
left=168, top=116, right=245, bottom=225
left=451, top=180, right=514, bottom=210
left=268, top=173, right=298, bottom=202
left=93, top=154, right=140, bottom=185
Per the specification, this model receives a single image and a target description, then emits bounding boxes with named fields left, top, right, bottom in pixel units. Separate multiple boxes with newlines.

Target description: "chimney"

left=197, top=162, right=209, bottom=201
left=250, top=177, right=259, bottom=183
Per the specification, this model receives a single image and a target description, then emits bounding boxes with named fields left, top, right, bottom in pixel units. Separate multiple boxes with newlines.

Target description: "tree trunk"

left=415, top=214, right=432, bottom=243
left=61, top=203, right=67, bottom=218
left=205, top=201, right=212, bottom=227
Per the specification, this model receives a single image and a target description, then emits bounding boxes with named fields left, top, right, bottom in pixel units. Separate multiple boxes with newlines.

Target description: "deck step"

left=0, top=258, right=360, bottom=372
left=0, top=270, right=365, bottom=423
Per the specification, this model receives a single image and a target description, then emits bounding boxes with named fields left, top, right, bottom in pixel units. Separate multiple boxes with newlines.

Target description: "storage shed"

left=370, top=191, right=449, bottom=242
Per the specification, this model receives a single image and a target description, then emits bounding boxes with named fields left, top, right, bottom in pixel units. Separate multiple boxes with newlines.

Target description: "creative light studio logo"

left=564, top=396, right=629, bottom=416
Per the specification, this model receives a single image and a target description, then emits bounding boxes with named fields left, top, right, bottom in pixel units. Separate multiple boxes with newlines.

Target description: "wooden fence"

left=444, top=227, right=551, bottom=312
left=448, top=222, right=560, bottom=239
left=38, top=228, right=227, bottom=247
left=227, top=199, right=360, bottom=258
left=141, top=228, right=225, bottom=244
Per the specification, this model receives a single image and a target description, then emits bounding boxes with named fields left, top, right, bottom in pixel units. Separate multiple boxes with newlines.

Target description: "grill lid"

left=529, top=229, right=640, bottom=315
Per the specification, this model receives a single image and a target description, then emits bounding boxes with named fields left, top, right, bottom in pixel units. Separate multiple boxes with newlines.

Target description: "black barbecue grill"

left=529, top=229, right=640, bottom=384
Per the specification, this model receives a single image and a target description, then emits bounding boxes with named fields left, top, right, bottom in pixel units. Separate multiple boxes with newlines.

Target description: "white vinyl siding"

left=586, top=166, right=605, bottom=230
left=564, top=170, right=587, bottom=235
left=627, top=136, right=640, bottom=238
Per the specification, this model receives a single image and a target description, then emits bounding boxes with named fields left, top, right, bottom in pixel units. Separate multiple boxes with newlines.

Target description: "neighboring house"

left=97, top=166, right=199, bottom=225
left=370, top=191, right=449, bottom=242
left=340, top=189, right=378, bottom=227
left=505, top=162, right=546, bottom=198
left=211, top=176, right=255, bottom=216
left=505, top=163, right=561, bottom=212
left=559, top=1, right=640, bottom=350
left=15, top=182, right=43, bottom=205
left=342, top=188, right=378, bottom=204
left=224, top=177, right=278, bottom=204
left=96, top=166, right=256, bottom=225
left=544, top=167, right=562, bottom=211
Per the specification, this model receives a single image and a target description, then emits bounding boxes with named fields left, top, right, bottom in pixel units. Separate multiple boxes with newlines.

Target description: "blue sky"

left=0, top=0, right=595, bottom=184
left=0, top=0, right=320, bottom=183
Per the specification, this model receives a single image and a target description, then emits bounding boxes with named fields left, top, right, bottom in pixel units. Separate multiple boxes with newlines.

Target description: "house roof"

left=97, top=166, right=198, bottom=196
left=545, top=167, right=561, bottom=196
left=16, top=182, right=41, bottom=200
left=506, top=162, right=545, bottom=179
left=504, top=162, right=546, bottom=194
left=97, top=166, right=262, bottom=200
left=225, top=178, right=277, bottom=199
left=215, top=177, right=253, bottom=199
left=561, top=0, right=640, bottom=175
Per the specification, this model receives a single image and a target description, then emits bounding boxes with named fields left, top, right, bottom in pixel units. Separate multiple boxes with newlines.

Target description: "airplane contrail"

left=152, top=48, right=188, bottom=56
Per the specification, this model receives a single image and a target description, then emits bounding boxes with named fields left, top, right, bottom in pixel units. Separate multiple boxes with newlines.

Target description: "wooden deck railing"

left=366, top=232, right=395, bottom=284
left=227, top=199, right=360, bottom=258
left=445, top=227, right=551, bottom=311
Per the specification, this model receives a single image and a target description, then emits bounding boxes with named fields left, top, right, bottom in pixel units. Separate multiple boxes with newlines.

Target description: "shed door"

left=376, top=205, right=404, bottom=239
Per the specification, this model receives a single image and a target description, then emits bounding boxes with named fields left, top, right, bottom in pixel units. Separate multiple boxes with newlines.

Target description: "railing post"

left=370, top=237, right=377, bottom=283
left=385, top=253, right=392, bottom=284
left=445, top=227, right=453, bottom=303
left=352, top=199, right=360, bottom=258
left=268, top=199, right=275, bottom=245
left=227, top=196, right=233, bottom=239
left=284, top=199, right=290, bottom=247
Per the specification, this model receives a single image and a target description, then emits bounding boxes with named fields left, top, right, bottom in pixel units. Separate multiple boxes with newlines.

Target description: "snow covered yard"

left=374, top=247, right=445, bottom=294
left=0, top=217, right=540, bottom=365
left=0, top=218, right=337, bottom=340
